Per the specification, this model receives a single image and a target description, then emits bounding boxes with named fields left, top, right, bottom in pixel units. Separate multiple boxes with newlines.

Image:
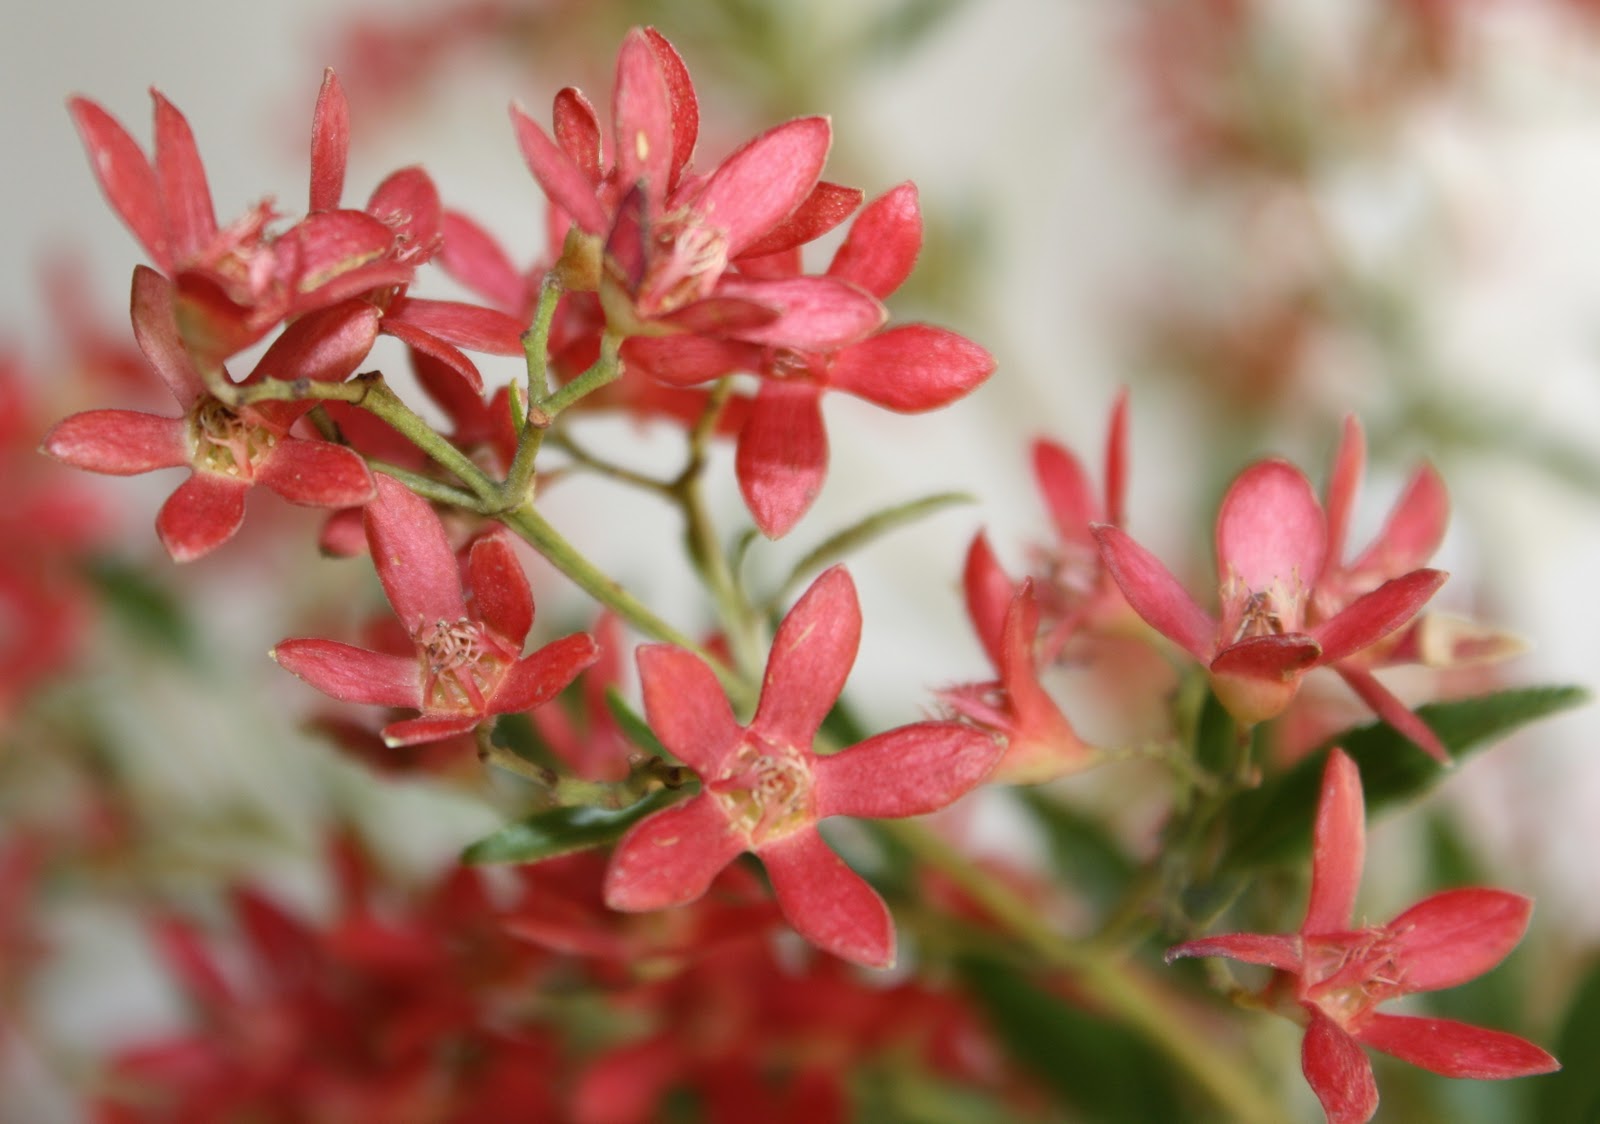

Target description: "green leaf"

left=84, top=553, right=197, bottom=661
left=603, top=685, right=672, bottom=761
left=1536, top=958, right=1600, bottom=1124
left=1194, top=686, right=1240, bottom=776
left=461, top=787, right=683, bottom=865
left=957, top=954, right=1185, bottom=1120
left=1016, top=789, right=1134, bottom=913
left=1221, top=686, right=1589, bottom=873
left=773, top=491, right=973, bottom=604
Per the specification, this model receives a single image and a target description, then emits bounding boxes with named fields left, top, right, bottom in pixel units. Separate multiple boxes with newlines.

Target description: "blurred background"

left=4, top=0, right=1600, bottom=1120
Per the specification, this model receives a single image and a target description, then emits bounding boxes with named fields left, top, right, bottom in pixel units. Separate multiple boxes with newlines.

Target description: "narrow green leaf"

left=956, top=954, right=1186, bottom=1120
left=773, top=491, right=973, bottom=604
left=461, top=787, right=682, bottom=865
left=1221, top=686, right=1589, bottom=873
left=84, top=554, right=197, bottom=661
left=1536, top=958, right=1600, bottom=1123
left=1194, top=687, right=1239, bottom=775
left=1016, top=789, right=1134, bottom=913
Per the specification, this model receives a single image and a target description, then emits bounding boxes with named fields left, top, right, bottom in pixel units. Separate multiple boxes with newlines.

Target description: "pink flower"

left=1168, top=749, right=1558, bottom=1124
left=629, top=182, right=996, bottom=537
left=41, top=267, right=377, bottom=561
left=273, top=475, right=599, bottom=745
left=1092, top=458, right=1447, bottom=748
left=604, top=566, right=1003, bottom=967
left=511, top=27, right=883, bottom=351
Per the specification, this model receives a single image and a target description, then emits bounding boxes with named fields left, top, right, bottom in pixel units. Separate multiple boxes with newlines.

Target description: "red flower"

left=1092, top=458, right=1447, bottom=750
left=604, top=566, right=1002, bottom=967
left=630, top=182, right=995, bottom=537
left=1168, top=749, right=1558, bottom=1123
left=511, top=27, right=883, bottom=351
left=273, top=474, right=599, bottom=745
left=41, top=267, right=377, bottom=561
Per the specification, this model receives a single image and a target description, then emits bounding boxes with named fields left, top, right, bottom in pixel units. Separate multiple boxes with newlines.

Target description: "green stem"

left=537, top=331, right=623, bottom=418
left=367, top=462, right=488, bottom=511
left=549, top=429, right=674, bottom=495
left=502, top=275, right=568, bottom=506
left=882, top=819, right=1281, bottom=1124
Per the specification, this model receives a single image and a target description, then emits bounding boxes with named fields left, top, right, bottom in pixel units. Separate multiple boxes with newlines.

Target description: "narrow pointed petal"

left=367, top=167, right=443, bottom=266
left=510, top=103, right=608, bottom=235
left=1104, top=387, right=1130, bottom=528
left=41, top=410, right=187, bottom=474
left=387, top=298, right=526, bottom=355
left=1312, top=569, right=1446, bottom=663
left=1033, top=438, right=1099, bottom=547
left=1386, top=889, right=1532, bottom=992
left=1350, top=463, right=1450, bottom=577
left=380, top=318, right=484, bottom=396
left=1305, top=748, right=1365, bottom=934
left=382, top=714, right=480, bottom=747
left=826, top=325, right=994, bottom=412
left=551, top=87, right=602, bottom=182
left=814, top=722, right=1000, bottom=819
left=494, top=634, right=601, bottom=714
left=1323, top=415, right=1366, bottom=572
left=695, top=117, right=831, bottom=256
left=827, top=181, right=920, bottom=298
left=1165, top=932, right=1301, bottom=970
left=272, top=638, right=422, bottom=708
left=156, top=473, right=247, bottom=561
left=760, top=828, right=894, bottom=968
left=963, top=533, right=1014, bottom=668
left=251, top=299, right=379, bottom=384
left=605, top=796, right=742, bottom=910
left=1091, top=524, right=1216, bottom=661
left=1303, top=1012, right=1379, bottom=1124
left=753, top=566, right=860, bottom=748
left=737, top=380, right=828, bottom=539
left=718, top=275, right=885, bottom=350
left=1336, top=665, right=1451, bottom=763
left=468, top=535, right=533, bottom=645
left=309, top=69, right=349, bottom=212
left=363, top=474, right=467, bottom=630
left=151, top=91, right=217, bottom=264
left=612, top=29, right=675, bottom=211
left=68, top=96, right=169, bottom=267
left=440, top=210, right=527, bottom=312
left=1360, top=1014, right=1558, bottom=1079
left=255, top=439, right=374, bottom=508
left=622, top=335, right=761, bottom=386
left=130, top=265, right=207, bottom=407
left=637, top=644, right=744, bottom=775
left=1216, top=459, right=1326, bottom=595
left=738, top=181, right=863, bottom=261
left=644, top=27, right=698, bottom=181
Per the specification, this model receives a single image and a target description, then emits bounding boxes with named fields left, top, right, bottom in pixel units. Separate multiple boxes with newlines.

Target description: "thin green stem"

left=537, top=332, right=623, bottom=418
left=366, top=462, right=488, bottom=511
left=501, top=275, right=568, bottom=506
left=882, top=819, right=1281, bottom=1124
left=548, top=429, right=675, bottom=496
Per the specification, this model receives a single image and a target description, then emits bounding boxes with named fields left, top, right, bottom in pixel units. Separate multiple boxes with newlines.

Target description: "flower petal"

left=623, top=335, right=762, bottom=386
left=380, top=318, right=484, bottom=397
left=1322, top=414, right=1365, bottom=574
left=612, top=28, right=675, bottom=212
left=130, top=265, right=207, bottom=408
left=440, top=210, right=527, bottom=312
left=256, top=438, right=375, bottom=507
left=637, top=644, right=744, bottom=776
left=494, top=634, right=601, bottom=714
left=468, top=534, right=533, bottom=645
left=813, top=721, right=1000, bottom=819
left=41, top=409, right=187, bottom=475
left=69, top=96, right=169, bottom=268
left=309, top=69, right=349, bottom=212
left=962, top=532, right=1015, bottom=669
left=1312, top=569, right=1446, bottom=664
left=738, top=181, right=863, bottom=261
left=717, top=275, right=885, bottom=350
left=694, top=116, right=831, bottom=256
left=1349, top=463, right=1450, bottom=578
left=826, top=325, right=994, bottom=412
left=1105, top=387, right=1130, bottom=527
left=551, top=86, right=601, bottom=183
left=1385, top=889, right=1532, bottom=993
left=644, top=27, right=698, bottom=183
left=736, top=379, right=828, bottom=539
left=151, top=91, right=217, bottom=265
left=382, top=714, right=481, bottom=747
left=250, top=298, right=379, bottom=385
left=604, top=795, right=742, bottom=911
left=1033, top=438, right=1099, bottom=548
left=759, top=828, right=893, bottom=968
left=156, top=472, right=247, bottom=562
left=1303, top=1011, right=1379, bottom=1124
left=1335, top=664, right=1451, bottom=763
left=366, top=167, right=442, bottom=263
left=510, top=103, right=608, bottom=236
left=1092, top=524, right=1216, bottom=661
left=1304, top=748, right=1365, bottom=934
left=752, top=566, right=860, bottom=748
left=363, top=474, right=467, bottom=631
left=1358, top=1014, right=1558, bottom=1079
left=387, top=298, right=526, bottom=355
left=272, top=638, right=422, bottom=708
left=1216, top=459, right=1325, bottom=597
left=827, top=181, right=920, bottom=298
left=1165, top=932, right=1301, bottom=970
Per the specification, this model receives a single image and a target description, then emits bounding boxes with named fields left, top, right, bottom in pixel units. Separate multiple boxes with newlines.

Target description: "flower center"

left=416, top=618, right=512, bottom=713
left=637, top=207, right=729, bottom=316
left=189, top=399, right=278, bottom=480
left=710, top=737, right=813, bottom=846
left=1301, top=929, right=1408, bottom=1026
